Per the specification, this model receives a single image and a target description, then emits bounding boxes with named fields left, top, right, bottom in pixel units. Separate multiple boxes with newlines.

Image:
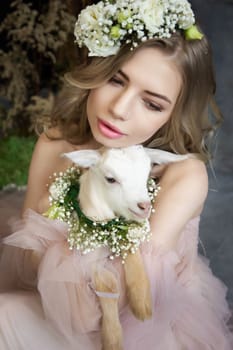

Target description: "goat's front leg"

left=124, top=250, right=152, bottom=320
left=94, top=268, right=123, bottom=350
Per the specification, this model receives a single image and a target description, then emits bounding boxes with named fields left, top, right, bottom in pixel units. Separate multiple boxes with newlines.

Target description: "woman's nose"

left=109, top=90, right=133, bottom=120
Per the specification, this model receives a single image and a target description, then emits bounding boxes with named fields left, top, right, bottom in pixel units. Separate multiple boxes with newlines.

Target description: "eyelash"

left=109, top=76, right=124, bottom=86
left=104, top=175, right=119, bottom=184
left=109, top=76, right=163, bottom=112
left=144, top=100, right=162, bottom=112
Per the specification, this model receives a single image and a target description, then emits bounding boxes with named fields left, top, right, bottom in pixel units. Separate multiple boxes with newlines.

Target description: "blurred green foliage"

left=0, top=136, right=36, bottom=189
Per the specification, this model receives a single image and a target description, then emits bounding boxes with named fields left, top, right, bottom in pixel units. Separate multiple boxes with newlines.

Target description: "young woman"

left=0, top=1, right=232, bottom=349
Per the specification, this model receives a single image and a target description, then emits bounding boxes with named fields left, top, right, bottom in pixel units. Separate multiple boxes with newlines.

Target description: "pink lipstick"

left=98, top=118, right=125, bottom=139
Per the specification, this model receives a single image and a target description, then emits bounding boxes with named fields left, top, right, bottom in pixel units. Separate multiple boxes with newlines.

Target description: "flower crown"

left=74, top=0, right=203, bottom=57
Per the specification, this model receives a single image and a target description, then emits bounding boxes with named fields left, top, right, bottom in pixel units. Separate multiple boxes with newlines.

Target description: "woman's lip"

left=97, top=118, right=125, bottom=139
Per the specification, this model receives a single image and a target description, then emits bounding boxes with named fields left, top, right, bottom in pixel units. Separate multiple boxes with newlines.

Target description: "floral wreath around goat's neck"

left=74, top=0, right=203, bottom=57
left=44, top=166, right=160, bottom=263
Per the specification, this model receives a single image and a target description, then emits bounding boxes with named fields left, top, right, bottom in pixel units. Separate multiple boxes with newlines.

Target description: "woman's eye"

left=109, top=76, right=124, bottom=86
left=105, top=176, right=117, bottom=184
left=144, top=100, right=162, bottom=112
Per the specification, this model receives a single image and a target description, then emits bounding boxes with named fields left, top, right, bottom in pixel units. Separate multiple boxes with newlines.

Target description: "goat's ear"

left=144, top=148, right=192, bottom=165
left=62, top=150, right=101, bottom=168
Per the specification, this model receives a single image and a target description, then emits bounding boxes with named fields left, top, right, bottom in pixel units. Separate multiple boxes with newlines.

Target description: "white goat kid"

left=64, top=145, right=189, bottom=350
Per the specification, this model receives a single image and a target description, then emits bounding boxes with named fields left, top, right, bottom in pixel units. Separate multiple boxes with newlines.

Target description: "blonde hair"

left=43, top=32, right=222, bottom=162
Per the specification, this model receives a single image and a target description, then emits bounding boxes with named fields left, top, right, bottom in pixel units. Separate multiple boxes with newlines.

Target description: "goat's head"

left=63, top=146, right=190, bottom=222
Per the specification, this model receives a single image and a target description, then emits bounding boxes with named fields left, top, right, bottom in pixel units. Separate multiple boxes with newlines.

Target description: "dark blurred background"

left=0, top=0, right=233, bottom=309
left=190, top=0, right=233, bottom=309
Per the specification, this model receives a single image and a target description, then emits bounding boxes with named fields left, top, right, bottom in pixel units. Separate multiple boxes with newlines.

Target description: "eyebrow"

left=118, top=69, right=172, bottom=105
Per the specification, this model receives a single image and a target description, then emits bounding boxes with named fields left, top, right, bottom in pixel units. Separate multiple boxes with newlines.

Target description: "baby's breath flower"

left=74, top=0, right=197, bottom=57
left=139, top=0, right=165, bottom=34
left=44, top=167, right=160, bottom=263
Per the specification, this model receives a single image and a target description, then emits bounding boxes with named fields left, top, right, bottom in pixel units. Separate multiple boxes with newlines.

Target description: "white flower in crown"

left=74, top=0, right=198, bottom=57
left=84, top=32, right=120, bottom=57
left=74, top=1, right=121, bottom=56
left=138, top=0, right=165, bottom=34
left=168, top=0, right=195, bottom=29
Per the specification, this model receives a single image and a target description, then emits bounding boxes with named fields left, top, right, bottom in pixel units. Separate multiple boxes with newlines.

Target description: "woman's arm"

left=22, top=133, right=72, bottom=215
left=150, top=158, right=208, bottom=250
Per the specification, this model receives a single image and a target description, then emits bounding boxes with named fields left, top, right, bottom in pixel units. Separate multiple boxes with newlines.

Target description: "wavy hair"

left=41, top=31, right=222, bottom=162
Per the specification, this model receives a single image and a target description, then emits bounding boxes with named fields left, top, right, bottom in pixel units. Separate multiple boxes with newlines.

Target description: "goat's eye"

left=105, top=176, right=117, bottom=184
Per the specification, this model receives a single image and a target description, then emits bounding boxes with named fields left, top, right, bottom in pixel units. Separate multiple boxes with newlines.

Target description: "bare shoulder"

left=33, top=133, right=56, bottom=158
left=158, top=157, right=208, bottom=217
left=35, top=129, right=68, bottom=155
left=30, top=135, right=65, bottom=178
left=161, top=157, right=208, bottom=201
left=22, top=131, right=75, bottom=213
left=33, top=130, right=78, bottom=168
left=149, top=158, right=208, bottom=248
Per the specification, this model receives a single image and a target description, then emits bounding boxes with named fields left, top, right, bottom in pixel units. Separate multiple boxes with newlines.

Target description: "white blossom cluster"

left=68, top=217, right=152, bottom=263
left=46, top=167, right=80, bottom=220
left=74, top=0, right=195, bottom=57
left=48, top=167, right=80, bottom=203
left=46, top=166, right=160, bottom=263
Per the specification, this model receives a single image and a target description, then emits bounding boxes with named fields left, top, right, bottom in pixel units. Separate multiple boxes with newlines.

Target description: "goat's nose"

left=137, top=201, right=151, bottom=213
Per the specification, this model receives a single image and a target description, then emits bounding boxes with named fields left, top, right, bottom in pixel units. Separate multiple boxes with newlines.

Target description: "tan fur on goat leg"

left=124, top=250, right=152, bottom=320
left=94, top=268, right=123, bottom=350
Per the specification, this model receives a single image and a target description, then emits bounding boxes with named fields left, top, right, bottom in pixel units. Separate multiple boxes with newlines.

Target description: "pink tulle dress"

left=0, top=209, right=232, bottom=350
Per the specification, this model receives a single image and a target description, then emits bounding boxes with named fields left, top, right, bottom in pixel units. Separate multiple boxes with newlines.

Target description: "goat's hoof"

left=128, top=286, right=153, bottom=321
left=131, top=299, right=152, bottom=321
left=94, top=268, right=118, bottom=295
left=102, top=340, right=123, bottom=350
left=101, top=319, right=123, bottom=350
